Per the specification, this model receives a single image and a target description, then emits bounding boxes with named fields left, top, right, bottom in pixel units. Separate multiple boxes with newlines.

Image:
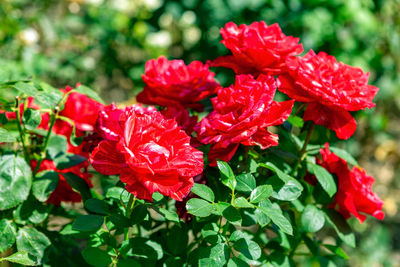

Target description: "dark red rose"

left=195, top=74, right=294, bottom=166
left=161, top=106, right=198, bottom=136
left=317, top=143, right=384, bottom=223
left=210, top=21, right=303, bottom=76
left=31, top=159, right=92, bottom=206
left=278, top=50, right=379, bottom=139
left=137, top=56, right=219, bottom=111
left=90, top=106, right=203, bottom=201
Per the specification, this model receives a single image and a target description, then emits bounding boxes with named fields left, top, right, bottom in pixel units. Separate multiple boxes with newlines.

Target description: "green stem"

left=126, top=194, right=136, bottom=219
left=33, top=106, right=59, bottom=176
left=293, top=123, right=315, bottom=174
left=15, top=97, right=30, bottom=163
left=124, top=194, right=136, bottom=240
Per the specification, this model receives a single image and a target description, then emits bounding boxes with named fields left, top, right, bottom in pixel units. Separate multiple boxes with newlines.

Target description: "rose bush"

left=0, top=20, right=383, bottom=266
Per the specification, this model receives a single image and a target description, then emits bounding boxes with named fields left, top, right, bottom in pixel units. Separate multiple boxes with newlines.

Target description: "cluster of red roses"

left=134, top=21, right=382, bottom=222
left=4, top=21, right=384, bottom=223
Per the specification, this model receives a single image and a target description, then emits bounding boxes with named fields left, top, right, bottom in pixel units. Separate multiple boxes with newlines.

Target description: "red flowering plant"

left=0, top=21, right=385, bottom=267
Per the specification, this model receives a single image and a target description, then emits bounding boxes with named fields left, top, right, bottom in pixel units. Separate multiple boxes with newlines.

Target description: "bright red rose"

left=278, top=50, right=379, bottom=139
left=31, top=159, right=92, bottom=206
left=52, top=85, right=104, bottom=139
left=161, top=106, right=198, bottom=136
left=90, top=106, right=203, bottom=201
left=137, top=56, right=219, bottom=111
left=317, top=143, right=384, bottom=223
left=195, top=74, right=294, bottom=166
left=210, top=21, right=303, bottom=76
left=96, top=103, right=157, bottom=141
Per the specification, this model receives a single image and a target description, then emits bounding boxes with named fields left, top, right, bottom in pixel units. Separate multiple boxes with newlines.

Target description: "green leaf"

left=260, top=162, right=303, bottom=191
left=254, top=208, right=270, bottom=227
left=310, top=164, right=337, bottom=197
left=235, top=173, right=256, bottom=193
left=16, top=227, right=51, bottom=265
left=106, top=214, right=130, bottom=230
left=116, top=258, right=141, bottom=267
left=13, top=82, right=39, bottom=96
left=47, top=134, right=67, bottom=160
left=233, top=238, right=261, bottom=260
left=33, top=171, right=59, bottom=202
left=201, top=223, right=222, bottom=245
left=0, top=128, right=16, bottom=142
left=301, top=205, right=325, bottom=232
left=186, top=198, right=214, bottom=217
left=0, top=154, right=32, bottom=210
left=217, top=160, right=236, bottom=190
left=250, top=185, right=273, bottom=203
left=35, top=91, right=63, bottom=109
left=227, top=257, right=249, bottom=267
left=258, top=200, right=293, bottom=235
left=324, top=210, right=355, bottom=248
left=157, top=207, right=180, bottom=223
left=72, top=215, right=104, bottom=232
left=105, top=187, right=130, bottom=203
left=1, top=251, right=36, bottom=266
left=269, top=252, right=292, bottom=267
left=120, top=238, right=163, bottom=260
left=63, top=172, right=92, bottom=201
left=166, top=225, right=188, bottom=255
left=0, top=113, right=8, bottom=125
left=85, top=199, right=110, bottom=215
left=199, top=243, right=230, bottom=266
left=222, top=205, right=242, bottom=226
left=82, top=247, right=113, bottom=267
left=0, top=219, right=17, bottom=253
left=329, top=147, right=358, bottom=166
left=287, top=115, right=304, bottom=128
left=13, top=196, right=50, bottom=225
left=54, top=153, right=87, bottom=170
left=130, top=205, right=148, bottom=225
left=191, top=183, right=215, bottom=202
left=271, top=177, right=303, bottom=201
left=152, top=192, right=164, bottom=202
left=323, top=244, right=349, bottom=259
left=75, top=85, right=104, bottom=104
left=234, top=197, right=253, bottom=208
left=22, top=108, right=41, bottom=130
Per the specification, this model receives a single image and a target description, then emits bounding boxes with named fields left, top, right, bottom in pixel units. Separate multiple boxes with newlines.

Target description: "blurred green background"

left=1, top=0, right=399, bottom=266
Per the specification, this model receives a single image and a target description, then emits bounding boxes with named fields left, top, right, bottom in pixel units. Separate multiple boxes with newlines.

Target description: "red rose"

left=137, top=56, right=219, bottom=111
left=210, top=21, right=303, bottom=76
left=31, top=159, right=92, bottom=206
left=278, top=50, right=379, bottom=139
left=52, top=85, right=104, bottom=139
left=90, top=106, right=203, bottom=201
left=317, top=143, right=384, bottom=223
left=195, top=74, right=294, bottom=166
left=161, top=106, right=198, bottom=136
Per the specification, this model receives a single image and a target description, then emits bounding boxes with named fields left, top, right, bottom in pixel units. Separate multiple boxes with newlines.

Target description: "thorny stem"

left=15, top=96, right=30, bottom=163
left=33, top=106, right=59, bottom=176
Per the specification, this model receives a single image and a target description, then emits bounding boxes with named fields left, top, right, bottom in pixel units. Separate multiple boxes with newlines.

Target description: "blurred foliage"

left=1, top=0, right=400, bottom=265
